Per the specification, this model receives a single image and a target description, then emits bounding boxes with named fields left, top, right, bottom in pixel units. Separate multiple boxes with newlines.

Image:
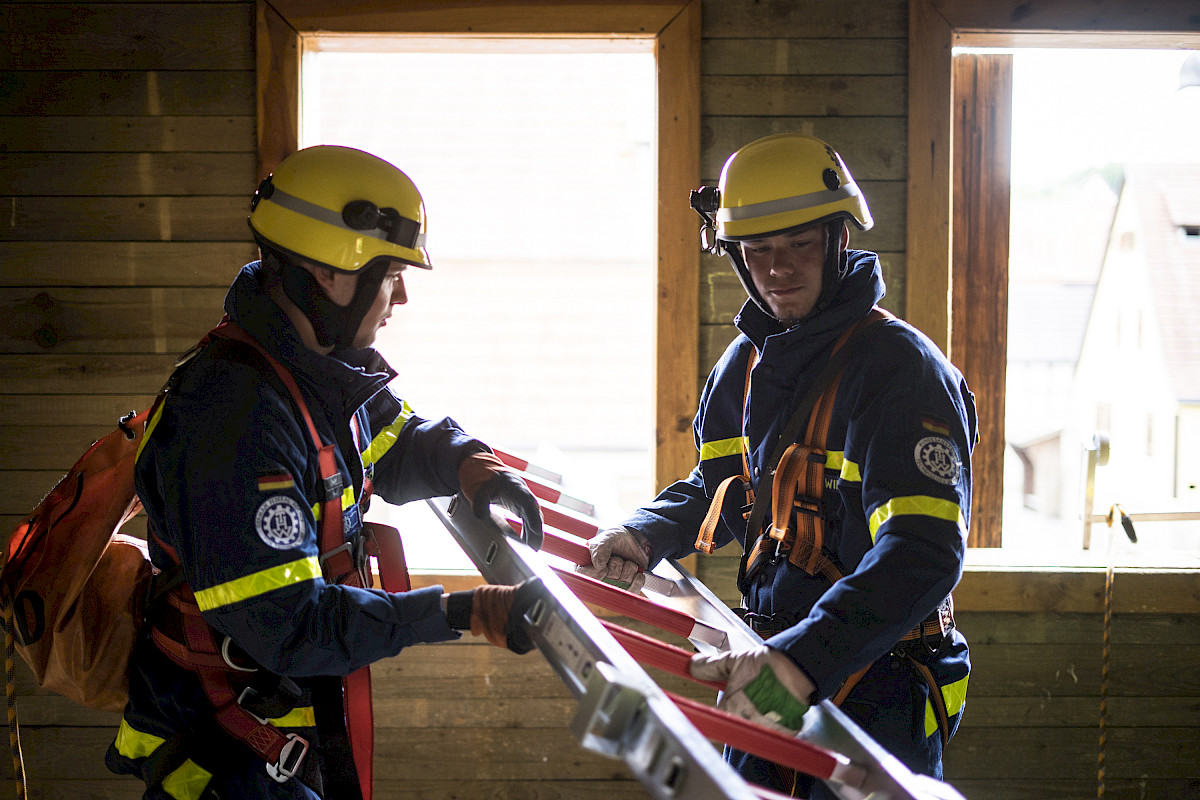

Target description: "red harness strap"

left=153, top=319, right=394, bottom=799
left=213, top=322, right=378, bottom=800
left=151, top=592, right=307, bottom=779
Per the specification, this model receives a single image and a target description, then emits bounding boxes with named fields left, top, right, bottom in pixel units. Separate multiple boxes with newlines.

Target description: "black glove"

left=459, top=451, right=544, bottom=550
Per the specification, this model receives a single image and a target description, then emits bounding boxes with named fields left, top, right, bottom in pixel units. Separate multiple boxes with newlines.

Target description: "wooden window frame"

left=907, top=0, right=1200, bottom=547
left=256, top=1, right=699, bottom=584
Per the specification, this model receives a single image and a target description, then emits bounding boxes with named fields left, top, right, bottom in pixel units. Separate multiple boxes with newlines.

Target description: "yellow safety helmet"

left=690, top=134, right=873, bottom=322
left=693, top=133, right=872, bottom=246
left=249, top=145, right=431, bottom=272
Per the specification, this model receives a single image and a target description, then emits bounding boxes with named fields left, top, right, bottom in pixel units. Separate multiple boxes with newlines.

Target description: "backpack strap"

left=202, top=319, right=375, bottom=800
left=204, top=320, right=352, bottom=582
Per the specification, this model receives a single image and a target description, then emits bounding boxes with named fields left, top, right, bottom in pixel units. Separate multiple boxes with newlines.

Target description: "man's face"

left=349, top=262, right=407, bottom=349
left=319, top=261, right=408, bottom=350
left=740, top=224, right=826, bottom=323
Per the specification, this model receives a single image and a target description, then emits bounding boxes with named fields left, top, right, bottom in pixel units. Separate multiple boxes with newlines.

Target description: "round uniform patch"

left=254, top=495, right=306, bottom=549
left=914, top=436, right=961, bottom=486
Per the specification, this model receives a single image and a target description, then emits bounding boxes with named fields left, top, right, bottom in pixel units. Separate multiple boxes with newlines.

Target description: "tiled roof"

left=1007, top=281, right=1097, bottom=363
left=1130, top=164, right=1200, bottom=402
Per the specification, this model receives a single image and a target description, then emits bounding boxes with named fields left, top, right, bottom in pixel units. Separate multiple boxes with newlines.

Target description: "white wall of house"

left=1072, top=171, right=1181, bottom=516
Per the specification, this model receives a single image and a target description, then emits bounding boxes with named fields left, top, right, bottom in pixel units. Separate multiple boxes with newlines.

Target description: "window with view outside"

left=999, top=48, right=1200, bottom=566
left=301, top=40, right=657, bottom=571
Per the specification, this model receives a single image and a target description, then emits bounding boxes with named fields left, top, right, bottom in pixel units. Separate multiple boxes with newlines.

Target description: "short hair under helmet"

left=248, top=145, right=431, bottom=273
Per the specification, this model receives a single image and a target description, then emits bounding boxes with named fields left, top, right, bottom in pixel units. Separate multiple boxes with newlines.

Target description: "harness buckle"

left=266, top=733, right=309, bottom=783
left=319, top=541, right=353, bottom=564
left=237, top=686, right=271, bottom=725
left=221, top=637, right=259, bottom=673
left=319, top=538, right=372, bottom=586
left=736, top=608, right=798, bottom=638
left=321, top=472, right=345, bottom=503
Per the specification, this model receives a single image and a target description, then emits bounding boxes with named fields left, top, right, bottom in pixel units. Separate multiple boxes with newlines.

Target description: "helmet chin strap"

left=816, top=219, right=848, bottom=312
left=279, top=259, right=389, bottom=351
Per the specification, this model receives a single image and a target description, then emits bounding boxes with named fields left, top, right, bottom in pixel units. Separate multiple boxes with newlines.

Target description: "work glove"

left=689, top=645, right=815, bottom=734
left=576, top=526, right=651, bottom=592
left=458, top=450, right=544, bottom=550
left=444, top=577, right=543, bottom=654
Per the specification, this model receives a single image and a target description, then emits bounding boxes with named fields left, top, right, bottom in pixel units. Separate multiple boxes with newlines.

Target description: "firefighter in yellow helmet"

left=107, top=145, right=544, bottom=799
left=695, top=132, right=873, bottom=321
left=580, top=134, right=976, bottom=797
left=248, top=144, right=433, bottom=351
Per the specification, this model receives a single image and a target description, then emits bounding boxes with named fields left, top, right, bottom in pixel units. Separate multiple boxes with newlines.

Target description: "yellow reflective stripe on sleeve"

left=360, top=400, right=416, bottom=467
left=193, top=556, right=322, bottom=612
left=162, top=759, right=214, bottom=800
left=270, top=706, right=316, bottom=728
left=925, top=675, right=969, bottom=738
left=839, top=457, right=861, bottom=483
left=700, top=436, right=748, bottom=462
left=114, top=718, right=165, bottom=760
left=311, top=485, right=357, bottom=521
left=867, top=496, right=966, bottom=543
left=137, top=401, right=166, bottom=462
left=824, top=451, right=861, bottom=483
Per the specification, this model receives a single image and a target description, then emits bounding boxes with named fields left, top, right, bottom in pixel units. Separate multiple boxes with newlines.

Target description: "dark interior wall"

left=697, top=0, right=909, bottom=370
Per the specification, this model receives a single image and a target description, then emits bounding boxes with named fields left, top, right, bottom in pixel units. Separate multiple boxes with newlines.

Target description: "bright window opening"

left=999, top=48, right=1200, bottom=566
left=301, top=38, right=657, bottom=571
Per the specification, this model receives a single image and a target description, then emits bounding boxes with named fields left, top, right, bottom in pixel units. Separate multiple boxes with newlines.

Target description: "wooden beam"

left=933, top=0, right=1200, bottom=34
left=952, top=53, right=1011, bottom=547
left=956, top=567, right=1200, bottom=614
left=266, top=0, right=685, bottom=34
left=905, top=0, right=953, bottom=354
left=256, top=0, right=300, bottom=179
left=653, top=0, right=701, bottom=492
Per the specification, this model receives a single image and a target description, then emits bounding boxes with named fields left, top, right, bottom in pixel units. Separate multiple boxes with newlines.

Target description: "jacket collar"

left=223, top=261, right=397, bottom=419
left=733, top=249, right=886, bottom=357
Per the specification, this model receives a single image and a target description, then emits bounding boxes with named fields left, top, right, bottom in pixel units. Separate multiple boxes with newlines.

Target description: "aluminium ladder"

left=425, top=460, right=967, bottom=800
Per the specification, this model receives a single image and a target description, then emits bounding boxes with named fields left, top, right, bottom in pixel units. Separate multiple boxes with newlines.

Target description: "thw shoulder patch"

left=254, top=495, right=306, bottom=549
left=914, top=436, right=961, bottom=486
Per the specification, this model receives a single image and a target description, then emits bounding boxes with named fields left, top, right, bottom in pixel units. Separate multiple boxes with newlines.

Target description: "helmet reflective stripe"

left=713, top=133, right=873, bottom=242
left=718, top=183, right=863, bottom=226
left=265, top=186, right=426, bottom=253
left=248, top=145, right=432, bottom=272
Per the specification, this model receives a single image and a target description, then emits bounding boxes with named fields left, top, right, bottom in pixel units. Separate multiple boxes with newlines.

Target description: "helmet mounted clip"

left=690, top=185, right=724, bottom=255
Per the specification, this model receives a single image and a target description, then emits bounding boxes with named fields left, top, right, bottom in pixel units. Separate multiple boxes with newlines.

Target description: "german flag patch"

left=257, top=472, right=295, bottom=492
left=921, top=415, right=951, bottom=437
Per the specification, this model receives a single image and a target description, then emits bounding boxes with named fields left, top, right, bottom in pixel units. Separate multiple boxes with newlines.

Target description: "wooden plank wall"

left=2, top=1, right=1197, bottom=799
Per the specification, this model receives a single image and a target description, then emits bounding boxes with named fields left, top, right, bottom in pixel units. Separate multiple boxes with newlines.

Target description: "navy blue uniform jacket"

left=625, top=251, right=975, bottom=782
left=108, top=262, right=484, bottom=797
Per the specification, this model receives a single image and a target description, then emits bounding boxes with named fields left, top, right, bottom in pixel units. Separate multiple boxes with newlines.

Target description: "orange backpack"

left=1, top=405, right=159, bottom=712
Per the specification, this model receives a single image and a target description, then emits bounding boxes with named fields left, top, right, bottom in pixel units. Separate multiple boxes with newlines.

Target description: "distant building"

left=1005, top=175, right=1115, bottom=525
left=1072, top=164, right=1200, bottom=515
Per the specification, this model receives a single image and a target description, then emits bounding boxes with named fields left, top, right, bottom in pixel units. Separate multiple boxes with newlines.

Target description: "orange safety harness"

left=145, top=319, right=411, bottom=800
left=691, top=307, right=955, bottom=744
